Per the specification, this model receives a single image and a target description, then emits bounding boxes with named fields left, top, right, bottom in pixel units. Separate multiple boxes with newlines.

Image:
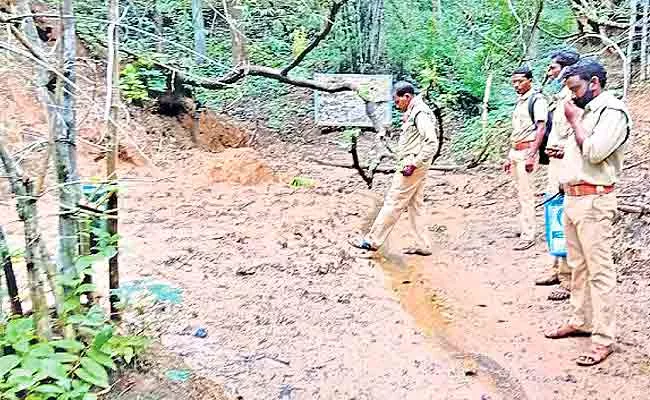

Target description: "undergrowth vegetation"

left=64, top=0, right=584, bottom=159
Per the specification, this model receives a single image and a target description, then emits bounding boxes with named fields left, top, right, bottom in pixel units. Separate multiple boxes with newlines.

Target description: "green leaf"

left=75, top=255, right=98, bottom=271
left=79, top=357, right=109, bottom=386
left=51, top=353, right=78, bottom=364
left=83, top=394, right=98, bottom=400
left=91, top=326, right=113, bottom=350
left=123, top=346, right=134, bottom=364
left=74, top=284, right=97, bottom=295
left=87, top=349, right=116, bottom=370
left=7, top=368, right=34, bottom=389
left=100, top=246, right=118, bottom=260
left=6, top=318, right=35, bottom=342
left=71, top=379, right=91, bottom=392
left=28, top=343, right=54, bottom=358
left=51, top=339, right=84, bottom=353
left=40, top=359, right=68, bottom=380
left=21, top=356, right=42, bottom=371
left=13, top=339, right=30, bottom=354
left=0, top=355, right=21, bottom=377
left=74, top=366, right=109, bottom=389
left=63, top=298, right=82, bottom=314
left=34, top=384, right=65, bottom=394
left=56, top=377, right=72, bottom=391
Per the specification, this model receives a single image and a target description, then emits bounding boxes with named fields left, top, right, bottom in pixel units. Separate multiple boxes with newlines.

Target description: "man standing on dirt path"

left=535, top=50, right=580, bottom=301
left=544, top=59, right=631, bottom=367
left=349, top=81, right=438, bottom=256
left=504, top=66, right=548, bottom=251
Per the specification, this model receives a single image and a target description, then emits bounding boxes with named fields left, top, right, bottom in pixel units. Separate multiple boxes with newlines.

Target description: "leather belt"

left=513, top=141, right=534, bottom=151
left=564, top=183, right=615, bottom=197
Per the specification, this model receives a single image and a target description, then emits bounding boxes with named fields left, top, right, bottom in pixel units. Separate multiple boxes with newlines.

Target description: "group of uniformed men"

left=350, top=52, right=632, bottom=367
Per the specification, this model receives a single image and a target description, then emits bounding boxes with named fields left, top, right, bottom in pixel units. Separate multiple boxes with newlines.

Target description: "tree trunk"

left=192, top=0, right=207, bottom=65
left=433, top=0, right=442, bottom=20
left=343, top=0, right=386, bottom=73
left=107, top=0, right=121, bottom=321
left=0, top=225, right=22, bottom=316
left=481, top=72, right=493, bottom=131
left=55, top=0, right=81, bottom=277
left=642, top=0, right=649, bottom=80
left=0, top=141, right=51, bottom=338
left=154, top=3, right=164, bottom=53
left=625, top=0, right=637, bottom=98
left=223, top=0, right=247, bottom=66
left=14, top=0, right=55, bottom=131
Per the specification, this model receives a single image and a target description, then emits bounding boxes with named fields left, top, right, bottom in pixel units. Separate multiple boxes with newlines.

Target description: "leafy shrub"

left=120, top=59, right=167, bottom=105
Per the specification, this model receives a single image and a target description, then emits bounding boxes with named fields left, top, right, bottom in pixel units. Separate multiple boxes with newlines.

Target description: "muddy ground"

left=2, top=77, right=649, bottom=399
left=106, top=125, right=649, bottom=400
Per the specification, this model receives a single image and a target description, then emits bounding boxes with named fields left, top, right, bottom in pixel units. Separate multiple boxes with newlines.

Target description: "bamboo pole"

left=107, top=0, right=121, bottom=321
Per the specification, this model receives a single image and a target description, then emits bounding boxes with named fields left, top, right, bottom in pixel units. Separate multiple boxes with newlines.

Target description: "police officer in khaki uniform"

left=535, top=50, right=580, bottom=301
left=544, top=59, right=631, bottom=367
left=350, top=81, right=438, bottom=255
left=504, top=66, right=548, bottom=251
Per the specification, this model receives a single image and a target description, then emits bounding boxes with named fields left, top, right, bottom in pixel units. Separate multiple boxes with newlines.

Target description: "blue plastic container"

left=544, top=193, right=567, bottom=257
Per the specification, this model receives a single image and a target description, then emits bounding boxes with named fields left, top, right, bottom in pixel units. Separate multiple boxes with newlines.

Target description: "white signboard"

left=314, top=74, right=392, bottom=128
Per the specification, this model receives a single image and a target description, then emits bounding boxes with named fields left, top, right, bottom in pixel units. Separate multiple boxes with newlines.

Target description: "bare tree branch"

left=281, top=0, right=347, bottom=76
left=349, top=135, right=374, bottom=187
left=506, top=0, right=526, bottom=57
left=520, top=0, right=545, bottom=64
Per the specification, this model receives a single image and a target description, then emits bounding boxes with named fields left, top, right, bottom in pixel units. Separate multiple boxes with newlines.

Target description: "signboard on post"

left=314, top=74, right=392, bottom=128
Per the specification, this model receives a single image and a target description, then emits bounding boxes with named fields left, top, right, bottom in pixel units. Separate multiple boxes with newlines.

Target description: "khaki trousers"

left=565, top=192, right=617, bottom=346
left=366, top=167, right=431, bottom=250
left=509, top=149, right=536, bottom=241
left=546, top=158, right=571, bottom=288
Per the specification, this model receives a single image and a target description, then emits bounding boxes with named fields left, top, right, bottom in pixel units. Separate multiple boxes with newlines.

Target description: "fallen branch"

left=624, top=157, right=650, bottom=170
left=350, top=136, right=373, bottom=187
left=618, top=203, right=650, bottom=214
left=313, top=159, right=461, bottom=173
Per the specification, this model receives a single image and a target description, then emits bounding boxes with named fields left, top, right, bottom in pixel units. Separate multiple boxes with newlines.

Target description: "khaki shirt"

left=397, top=95, right=439, bottom=169
left=547, top=86, right=573, bottom=149
left=560, top=91, right=631, bottom=186
left=511, top=88, right=548, bottom=145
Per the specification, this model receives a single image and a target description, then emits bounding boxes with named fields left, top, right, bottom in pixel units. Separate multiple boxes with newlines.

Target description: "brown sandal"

left=544, top=325, right=591, bottom=339
left=576, top=345, right=613, bottom=366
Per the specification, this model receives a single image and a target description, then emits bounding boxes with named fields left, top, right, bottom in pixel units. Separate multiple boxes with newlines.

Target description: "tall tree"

left=192, top=0, right=207, bottom=64
left=54, top=0, right=81, bottom=277
left=223, top=0, right=247, bottom=66
left=0, top=140, right=51, bottom=338
left=342, top=0, right=386, bottom=72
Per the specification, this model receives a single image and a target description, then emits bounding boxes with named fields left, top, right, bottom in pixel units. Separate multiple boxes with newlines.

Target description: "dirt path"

left=108, top=128, right=649, bottom=400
